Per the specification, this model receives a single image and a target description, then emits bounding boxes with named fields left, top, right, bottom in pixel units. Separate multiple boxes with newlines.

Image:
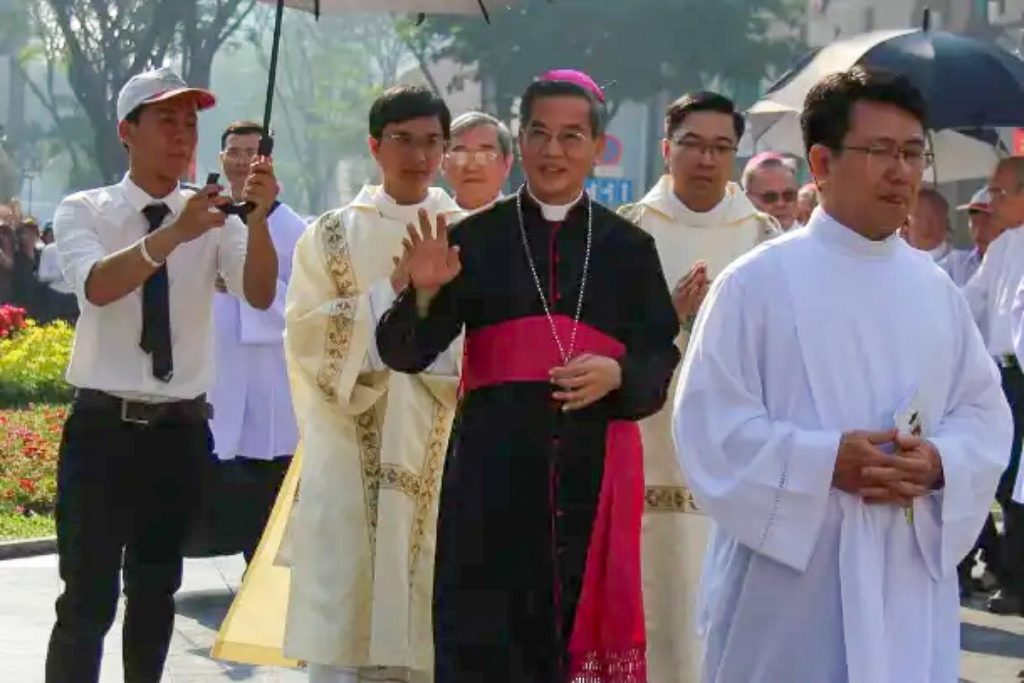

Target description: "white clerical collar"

left=807, top=208, right=901, bottom=260
left=527, top=186, right=584, bottom=222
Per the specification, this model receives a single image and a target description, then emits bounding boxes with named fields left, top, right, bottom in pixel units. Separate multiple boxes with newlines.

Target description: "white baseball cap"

left=116, top=67, right=216, bottom=123
left=956, top=187, right=992, bottom=214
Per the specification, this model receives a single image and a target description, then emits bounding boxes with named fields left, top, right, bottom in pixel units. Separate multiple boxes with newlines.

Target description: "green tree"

left=23, top=0, right=256, bottom=185
left=419, top=0, right=802, bottom=120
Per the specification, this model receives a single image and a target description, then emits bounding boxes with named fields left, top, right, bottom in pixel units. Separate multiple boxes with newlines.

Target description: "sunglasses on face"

left=753, top=189, right=798, bottom=204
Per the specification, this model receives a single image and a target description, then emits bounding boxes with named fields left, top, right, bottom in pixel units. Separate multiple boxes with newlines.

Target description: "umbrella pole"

left=259, top=0, right=286, bottom=157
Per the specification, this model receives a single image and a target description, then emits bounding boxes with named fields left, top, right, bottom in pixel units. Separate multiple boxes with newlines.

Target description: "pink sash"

left=463, top=315, right=647, bottom=683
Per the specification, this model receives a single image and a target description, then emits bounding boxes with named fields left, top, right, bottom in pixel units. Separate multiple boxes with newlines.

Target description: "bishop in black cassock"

left=377, top=70, right=680, bottom=683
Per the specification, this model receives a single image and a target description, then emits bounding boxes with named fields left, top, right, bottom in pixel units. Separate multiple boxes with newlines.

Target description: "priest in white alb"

left=674, top=67, right=1011, bottom=683
left=213, top=85, right=464, bottom=682
left=618, top=91, right=777, bottom=682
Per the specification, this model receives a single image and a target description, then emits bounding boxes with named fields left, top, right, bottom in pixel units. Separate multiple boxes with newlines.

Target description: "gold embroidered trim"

left=408, top=399, right=451, bottom=583
left=315, top=211, right=358, bottom=401
left=380, top=463, right=422, bottom=498
left=355, top=409, right=383, bottom=553
left=645, top=485, right=702, bottom=514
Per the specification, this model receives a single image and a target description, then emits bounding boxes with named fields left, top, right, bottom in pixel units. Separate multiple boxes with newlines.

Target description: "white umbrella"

left=740, top=100, right=1006, bottom=184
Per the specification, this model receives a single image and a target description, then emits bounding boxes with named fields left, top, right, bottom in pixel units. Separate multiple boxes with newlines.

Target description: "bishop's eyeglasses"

left=521, top=127, right=590, bottom=155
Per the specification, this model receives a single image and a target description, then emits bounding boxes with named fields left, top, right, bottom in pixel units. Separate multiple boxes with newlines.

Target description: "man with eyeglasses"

left=616, top=90, right=778, bottom=683
left=964, top=156, right=1024, bottom=617
left=676, top=66, right=1010, bottom=683
left=216, top=85, right=464, bottom=683
left=443, top=111, right=513, bottom=212
left=377, top=69, right=680, bottom=682
left=742, top=151, right=801, bottom=231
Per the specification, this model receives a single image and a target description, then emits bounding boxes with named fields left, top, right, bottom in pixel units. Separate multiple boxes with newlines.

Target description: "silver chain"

left=515, top=187, right=592, bottom=365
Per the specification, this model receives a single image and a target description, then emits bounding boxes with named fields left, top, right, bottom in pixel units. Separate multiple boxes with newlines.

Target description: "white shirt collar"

left=527, top=186, right=585, bottom=222
left=807, top=207, right=901, bottom=260
left=119, top=174, right=187, bottom=216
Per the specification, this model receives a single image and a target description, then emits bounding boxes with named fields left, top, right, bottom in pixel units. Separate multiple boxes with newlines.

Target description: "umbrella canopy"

left=740, top=102, right=1006, bottom=184
left=236, top=0, right=515, bottom=210
left=762, top=28, right=1024, bottom=130
left=261, top=0, right=504, bottom=13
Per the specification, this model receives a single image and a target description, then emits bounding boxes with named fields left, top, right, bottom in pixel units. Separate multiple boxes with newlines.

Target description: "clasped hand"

left=550, top=354, right=622, bottom=412
left=833, top=430, right=943, bottom=506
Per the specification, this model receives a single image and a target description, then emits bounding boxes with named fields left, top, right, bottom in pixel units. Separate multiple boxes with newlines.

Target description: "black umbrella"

left=761, top=10, right=1024, bottom=131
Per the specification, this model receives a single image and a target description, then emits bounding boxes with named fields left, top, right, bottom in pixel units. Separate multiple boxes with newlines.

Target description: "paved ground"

left=1, top=553, right=1023, bottom=682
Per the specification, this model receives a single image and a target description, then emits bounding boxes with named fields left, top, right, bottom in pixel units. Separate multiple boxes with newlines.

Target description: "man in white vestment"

left=742, top=151, right=800, bottom=231
left=215, top=86, right=464, bottom=683
left=206, top=122, right=305, bottom=563
left=442, top=112, right=512, bottom=213
left=964, top=156, right=1024, bottom=615
left=674, top=67, right=1012, bottom=683
left=903, top=186, right=952, bottom=262
left=617, top=91, right=777, bottom=683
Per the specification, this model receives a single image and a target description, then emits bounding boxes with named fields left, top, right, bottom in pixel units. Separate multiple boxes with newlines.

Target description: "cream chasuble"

left=213, top=185, right=464, bottom=678
left=674, top=209, right=1011, bottom=682
left=618, top=176, right=778, bottom=683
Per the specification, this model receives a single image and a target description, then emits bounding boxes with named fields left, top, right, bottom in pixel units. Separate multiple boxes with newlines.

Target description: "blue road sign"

left=586, top=178, right=634, bottom=207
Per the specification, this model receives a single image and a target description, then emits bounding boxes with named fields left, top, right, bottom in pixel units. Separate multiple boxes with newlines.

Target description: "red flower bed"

left=0, top=304, right=27, bottom=339
left=0, top=404, right=64, bottom=517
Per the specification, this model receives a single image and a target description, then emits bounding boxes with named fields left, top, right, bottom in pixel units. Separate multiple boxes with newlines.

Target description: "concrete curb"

left=0, top=536, right=56, bottom=560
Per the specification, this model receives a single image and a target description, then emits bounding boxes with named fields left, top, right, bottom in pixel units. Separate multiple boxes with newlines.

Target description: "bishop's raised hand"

left=404, top=209, right=461, bottom=298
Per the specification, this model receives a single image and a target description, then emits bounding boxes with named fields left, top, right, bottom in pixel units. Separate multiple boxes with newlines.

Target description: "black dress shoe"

left=987, top=590, right=1024, bottom=615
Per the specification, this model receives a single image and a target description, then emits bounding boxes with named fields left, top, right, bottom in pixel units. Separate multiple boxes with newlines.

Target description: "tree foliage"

left=23, top=0, right=256, bottom=184
left=419, top=0, right=802, bottom=118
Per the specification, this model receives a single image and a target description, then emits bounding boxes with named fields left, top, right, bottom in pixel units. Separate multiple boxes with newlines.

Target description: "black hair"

left=665, top=91, right=744, bottom=140
left=124, top=104, right=145, bottom=125
left=800, top=66, right=928, bottom=156
left=221, top=120, right=266, bottom=150
left=368, top=85, right=452, bottom=140
left=518, top=80, right=607, bottom=137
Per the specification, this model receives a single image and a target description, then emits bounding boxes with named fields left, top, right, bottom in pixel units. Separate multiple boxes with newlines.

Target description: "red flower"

left=18, top=478, right=36, bottom=493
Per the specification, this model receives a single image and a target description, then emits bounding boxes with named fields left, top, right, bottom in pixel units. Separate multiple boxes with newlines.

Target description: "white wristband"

left=139, top=236, right=163, bottom=267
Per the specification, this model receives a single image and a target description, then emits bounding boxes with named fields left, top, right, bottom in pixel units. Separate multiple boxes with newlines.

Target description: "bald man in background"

left=903, top=186, right=952, bottom=261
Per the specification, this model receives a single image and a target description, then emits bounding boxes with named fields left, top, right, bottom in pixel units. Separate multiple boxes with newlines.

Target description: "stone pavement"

left=1, top=552, right=1023, bottom=682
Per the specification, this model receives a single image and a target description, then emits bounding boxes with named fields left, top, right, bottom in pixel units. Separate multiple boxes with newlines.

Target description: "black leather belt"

left=74, top=389, right=213, bottom=426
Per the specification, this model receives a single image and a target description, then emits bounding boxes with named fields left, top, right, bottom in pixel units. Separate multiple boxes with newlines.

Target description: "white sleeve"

left=37, top=245, right=62, bottom=284
left=365, top=278, right=460, bottom=376
left=1014, top=278, right=1024, bottom=368
left=962, top=237, right=1001, bottom=326
left=921, top=290, right=1013, bottom=578
left=53, top=195, right=107, bottom=302
left=672, top=272, right=841, bottom=573
left=217, top=215, right=248, bottom=298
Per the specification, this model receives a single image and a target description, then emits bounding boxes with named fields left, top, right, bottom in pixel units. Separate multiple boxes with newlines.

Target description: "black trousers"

left=997, top=366, right=1024, bottom=598
left=44, top=401, right=210, bottom=683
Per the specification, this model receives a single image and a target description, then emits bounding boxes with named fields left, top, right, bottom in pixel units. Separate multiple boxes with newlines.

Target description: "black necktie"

left=140, top=203, right=173, bottom=382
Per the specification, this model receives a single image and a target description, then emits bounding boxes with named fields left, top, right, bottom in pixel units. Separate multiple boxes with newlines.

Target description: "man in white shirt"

left=963, top=156, right=1024, bottom=615
left=939, top=188, right=994, bottom=287
left=202, top=121, right=305, bottom=564
left=45, top=67, right=279, bottom=683
left=902, top=186, right=952, bottom=261
left=442, top=111, right=513, bottom=212
left=36, top=232, right=78, bottom=324
left=675, top=66, right=1011, bottom=683
left=742, top=151, right=800, bottom=231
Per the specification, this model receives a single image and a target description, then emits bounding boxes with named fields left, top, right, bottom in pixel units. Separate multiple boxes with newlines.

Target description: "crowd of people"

left=18, top=56, right=1024, bottom=683
left=0, top=206, right=78, bottom=325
